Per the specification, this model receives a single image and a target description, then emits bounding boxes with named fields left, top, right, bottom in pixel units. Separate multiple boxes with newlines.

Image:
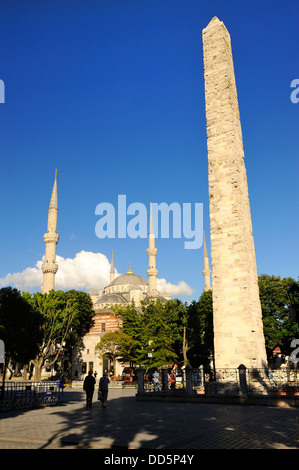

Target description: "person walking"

left=169, top=370, right=176, bottom=391
left=99, top=372, right=110, bottom=408
left=57, top=376, right=65, bottom=404
left=83, top=370, right=96, bottom=408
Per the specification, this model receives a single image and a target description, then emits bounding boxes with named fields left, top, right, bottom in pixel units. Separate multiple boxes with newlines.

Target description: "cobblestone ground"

left=0, top=388, right=299, bottom=449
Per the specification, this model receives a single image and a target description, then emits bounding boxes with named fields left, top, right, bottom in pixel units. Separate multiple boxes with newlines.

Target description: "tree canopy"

left=258, top=275, right=299, bottom=359
left=186, top=290, right=214, bottom=369
left=23, top=289, right=94, bottom=380
left=95, top=330, right=133, bottom=373
left=111, top=299, right=188, bottom=369
left=0, top=287, right=43, bottom=387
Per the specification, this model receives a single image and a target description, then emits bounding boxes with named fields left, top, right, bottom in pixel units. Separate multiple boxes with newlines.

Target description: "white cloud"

left=55, top=251, right=110, bottom=291
left=0, top=251, right=111, bottom=293
left=0, top=250, right=193, bottom=297
left=157, top=278, right=193, bottom=297
left=0, top=261, right=43, bottom=292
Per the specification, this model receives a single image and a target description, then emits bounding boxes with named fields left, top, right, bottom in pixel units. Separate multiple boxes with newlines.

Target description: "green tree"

left=288, top=282, right=299, bottom=323
left=0, top=287, right=43, bottom=392
left=259, top=275, right=299, bottom=359
left=64, top=290, right=95, bottom=343
left=24, top=289, right=94, bottom=381
left=138, top=299, right=181, bottom=369
left=160, top=299, right=188, bottom=365
left=113, top=302, right=144, bottom=366
left=114, top=299, right=187, bottom=369
left=95, top=330, right=133, bottom=374
left=187, top=290, right=214, bottom=369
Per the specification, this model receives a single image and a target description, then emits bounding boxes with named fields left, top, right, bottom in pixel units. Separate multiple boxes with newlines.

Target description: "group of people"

left=83, top=365, right=178, bottom=406
left=83, top=370, right=110, bottom=408
left=151, top=367, right=177, bottom=391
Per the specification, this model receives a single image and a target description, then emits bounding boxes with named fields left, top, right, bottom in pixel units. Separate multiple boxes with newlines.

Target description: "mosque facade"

left=72, top=257, right=172, bottom=379
left=41, top=175, right=181, bottom=379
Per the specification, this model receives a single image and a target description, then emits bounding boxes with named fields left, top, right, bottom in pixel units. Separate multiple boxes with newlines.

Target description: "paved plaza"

left=0, top=387, right=299, bottom=450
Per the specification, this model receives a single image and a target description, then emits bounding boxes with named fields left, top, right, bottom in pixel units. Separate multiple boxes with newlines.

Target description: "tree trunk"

left=32, top=356, right=45, bottom=382
left=182, top=325, right=188, bottom=365
left=22, top=364, right=28, bottom=381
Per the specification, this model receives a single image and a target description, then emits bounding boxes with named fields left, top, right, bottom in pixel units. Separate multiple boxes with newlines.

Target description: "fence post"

left=161, top=367, right=169, bottom=392
left=185, top=365, right=193, bottom=396
left=238, top=364, right=248, bottom=396
left=136, top=366, right=145, bottom=394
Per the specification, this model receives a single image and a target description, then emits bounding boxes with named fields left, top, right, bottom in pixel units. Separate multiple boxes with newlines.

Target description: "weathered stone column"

left=202, top=232, right=212, bottom=292
left=202, top=17, right=267, bottom=370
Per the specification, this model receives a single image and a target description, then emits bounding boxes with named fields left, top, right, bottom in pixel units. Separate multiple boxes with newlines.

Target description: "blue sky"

left=0, top=0, right=298, bottom=302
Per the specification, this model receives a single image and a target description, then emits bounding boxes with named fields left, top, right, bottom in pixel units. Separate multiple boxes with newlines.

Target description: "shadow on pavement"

left=38, top=388, right=299, bottom=450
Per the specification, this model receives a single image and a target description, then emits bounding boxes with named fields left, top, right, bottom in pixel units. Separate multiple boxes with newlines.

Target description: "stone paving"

left=0, top=387, right=299, bottom=450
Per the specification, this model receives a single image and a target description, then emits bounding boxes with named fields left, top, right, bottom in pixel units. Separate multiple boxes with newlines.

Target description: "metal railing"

left=246, top=367, right=299, bottom=396
left=0, top=381, right=61, bottom=411
left=140, top=367, right=204, bottom=394
left=137, top=365, right=299, bottom=398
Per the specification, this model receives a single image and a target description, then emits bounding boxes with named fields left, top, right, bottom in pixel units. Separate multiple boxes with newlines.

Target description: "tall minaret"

left=146, top=203, right=158, bottom=298
left=202, top=17, right=267, bottom=369
left=202, top=232, right=211, bottom=292
left=41, top=170, right=59, bottom=294
left=110, top=250, right=115, bottom=283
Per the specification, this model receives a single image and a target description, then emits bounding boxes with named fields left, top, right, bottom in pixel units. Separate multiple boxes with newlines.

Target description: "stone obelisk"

left=202, top=232, right=212, bottom=292
left=202, top=17, right=267, bottom=369
left=41, top=170, right=59, bottom=293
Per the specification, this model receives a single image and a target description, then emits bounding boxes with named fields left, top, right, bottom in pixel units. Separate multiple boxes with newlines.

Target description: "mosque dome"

left=97, top=262, right=149, bottom=308
left=95, top=293, right=126, bottom=306
left=109, top=273, right=148, bottom=287
left=109, top=261, right=148, bottom=289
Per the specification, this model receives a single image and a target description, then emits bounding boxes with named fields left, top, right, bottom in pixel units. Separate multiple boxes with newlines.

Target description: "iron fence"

left=142, top=367, right=204, bottom=393
left=138, top=366, right=299, bottom=398
left=0, top=381, right=61, bottom=411
left=246, top=367, right=299, bottom=397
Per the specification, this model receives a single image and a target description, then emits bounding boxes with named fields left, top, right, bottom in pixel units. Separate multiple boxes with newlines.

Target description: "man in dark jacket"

left=83, top=370, right=96, bottom=408
left=99, top=372, right=110, bottom=408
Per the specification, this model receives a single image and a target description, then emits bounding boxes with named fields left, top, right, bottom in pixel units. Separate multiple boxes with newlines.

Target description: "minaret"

left=202, top=17, right=267, bottom=369
left=41, top=170, right=59, bottom=293
left=202, top=232, right=211, bottom=292
left=146, top=203, right=158, bottom=298
left=110, top=250, right=115, bottom=283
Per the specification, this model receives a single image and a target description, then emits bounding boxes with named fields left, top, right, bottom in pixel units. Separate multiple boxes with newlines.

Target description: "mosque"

left=41, top=172, right=211, bottom=379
